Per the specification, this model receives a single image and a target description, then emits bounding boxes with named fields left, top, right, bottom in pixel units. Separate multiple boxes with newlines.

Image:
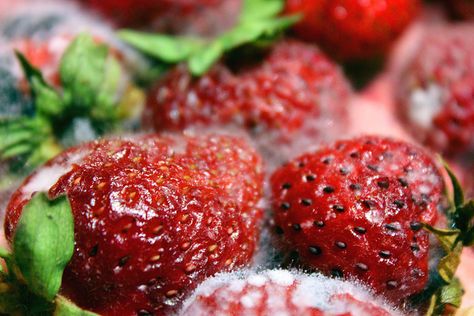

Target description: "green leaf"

left=189, top=41, right=224, bottom=76
left=91, top=56, right=121, bottom=123
left=464, top=226, right=474, bottom=246
left=0, top=116, right=57, bottom=166
left=54, top=296, right=99, bottom=316
left=12, top=193, right=74, bottom=301
left=118, top=0, right=298, bottom=77
left=440, top=278, right=464, bottom=308
left=15, top=52, right=65, bottom=117
left=423, top=225, right=460, bottom=252
left=444, top=162, right=464, bottom=209
left=118, top=30, right=204, bottom=63
left=240, top=0, right=285, bottom=23
left=437, top=243, right=463, bottom=283
left=59, top=34, right=109, bottom=110
left=0, top=248, right=10, bottom=259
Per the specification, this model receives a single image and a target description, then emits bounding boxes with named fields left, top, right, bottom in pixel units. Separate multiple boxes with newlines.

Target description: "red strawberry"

left=398, top=24, right=474, bottom=157
left=270, top=136, right=444, bottom=303
left=146, top=40, right=352, bottom=168
left=286, top=0, right=420, bottom=59
left=4, top=133, right=264, bottom=315
left=77, top=0, right=240, bottom=35
left=180, top=269, right=400, bottom=316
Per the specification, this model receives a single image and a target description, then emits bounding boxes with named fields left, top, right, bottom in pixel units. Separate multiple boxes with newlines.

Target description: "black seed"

left=331, top=268, right=344, bottom=278
left=138, top=310, right=152, bottom=316
left=350, top=152, right=359, bottom=158
left=377, top=180, right=389, bottom=189
left=275, top=226, right=284, bottom=235
left=367, top=164, right=379, bottom=171
left=322, top=157, right=332, bottom=164
left=385, top=223, right=400, bottom=231
left=354, top=227, right=366, bottom=234
left=333, top=204, right=345, bottom=212
left=323, top=186, right=335, bottom=193
left=280, top=202, right=290, bottom=211
left=308, top=246, right=322, bottom=255
left=356, top=263, right=368, bottom=271
left=282, top=183, right=292, bottom=190
left=393, top=200, right=406, bottom=208
left=387, top=280, right=398, bottom=289
left=349, top=183, right=361, bottom=191
left=314, top=221, right=325, bottom=228
left=298, top=162, right=305, bottom=168
left=410, top=222, right=422, bottom=231
left=89, top=245, right=99, bottom=257
left=301, top=198, right=312, bottom=206
left=411, top=243, right=420, bottom=252
left=339, top=167, right=350, bottom=175
left=398, top=178, right=409, bottom=187
left=305, top=175, right=316, bottom=182
left=119, top=256, right=129, bottom=267
left=379, top=250, right=391, bottom=258
left=336, top=241, right=347, bottom=249
left=412, top=268, right=423, bottom=278
left=292, top=224, right=301, bottom=232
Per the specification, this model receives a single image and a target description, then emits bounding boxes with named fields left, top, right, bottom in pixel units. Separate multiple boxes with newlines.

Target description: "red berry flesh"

left=271, top=136, right=444, bottom=302
left=180, top=269, right=401, bottom=316
left=146, top=40, right=352, bottom=167
left=286, top=0, right=420, bottom=60
left=5, top=134, right=264, bottom=315
left=398, top=24, right=474, bottom=156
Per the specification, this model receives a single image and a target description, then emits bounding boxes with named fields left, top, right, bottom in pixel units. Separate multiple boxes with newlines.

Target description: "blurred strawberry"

left=271, top=136, right=444, bottom=302
left=4, top=133, right=264, bottom=315
left=447, top=0, right=474, bottom=20
left=77, top=0, right=241, bottom=35
left=180, top=269, right=400, bottom=316
left=146, top=40, right=352, bottom=167
left=398, top=24, right=474, bottom=157
left=285, top=0, right=421, bottom=60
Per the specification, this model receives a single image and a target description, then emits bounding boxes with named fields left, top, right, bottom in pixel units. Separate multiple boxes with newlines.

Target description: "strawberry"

left=146, top=40, right=352, bottom=167
left=77, top=0, right=240, bottom=35
left=179, top=269, right=400, bottom=316
left=4, top=133, right=264, bottom=315
left=398, top=24, right=474, bottom=157
left=447, top=0, right=474, bottom=20
left=270, top=136, right=444, bottom=303
left=286, top=0, right=420, bottom=60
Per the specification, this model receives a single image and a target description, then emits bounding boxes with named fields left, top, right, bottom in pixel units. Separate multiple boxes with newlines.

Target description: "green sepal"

left=119, top=0, right=299, bottom=76
left=117, top=31, right=204, bottom=63
left=54, top=296, right=99, bottom=316
left=12, top=193, right=74, bottom=301
left=437, top=243, right=463, bottom=283
left=440, top=278, right=463, bottom=308
left=59, top=34, right=109, bottom=110
left=0, top=116, right=60, bottom=165
left=240, top=0, right=285, bottom=22
left=15, top=51, right=65, bottom=118
left=443, top=161, right=464, bottom=209
left=423, top=225, right=460, bottom=252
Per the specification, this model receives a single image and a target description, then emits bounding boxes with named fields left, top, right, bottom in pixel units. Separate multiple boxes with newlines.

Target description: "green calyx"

left=0, top=193, right=97, bottom=315
left=118, top=0, right=299, bottom=76
left=0, top=33, right=125, bottom=171
left=424, top=162, right=474, bottom=316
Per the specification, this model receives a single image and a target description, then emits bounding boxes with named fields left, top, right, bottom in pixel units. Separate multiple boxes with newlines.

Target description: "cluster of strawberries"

left=1, top=0, right=474, bottom=316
